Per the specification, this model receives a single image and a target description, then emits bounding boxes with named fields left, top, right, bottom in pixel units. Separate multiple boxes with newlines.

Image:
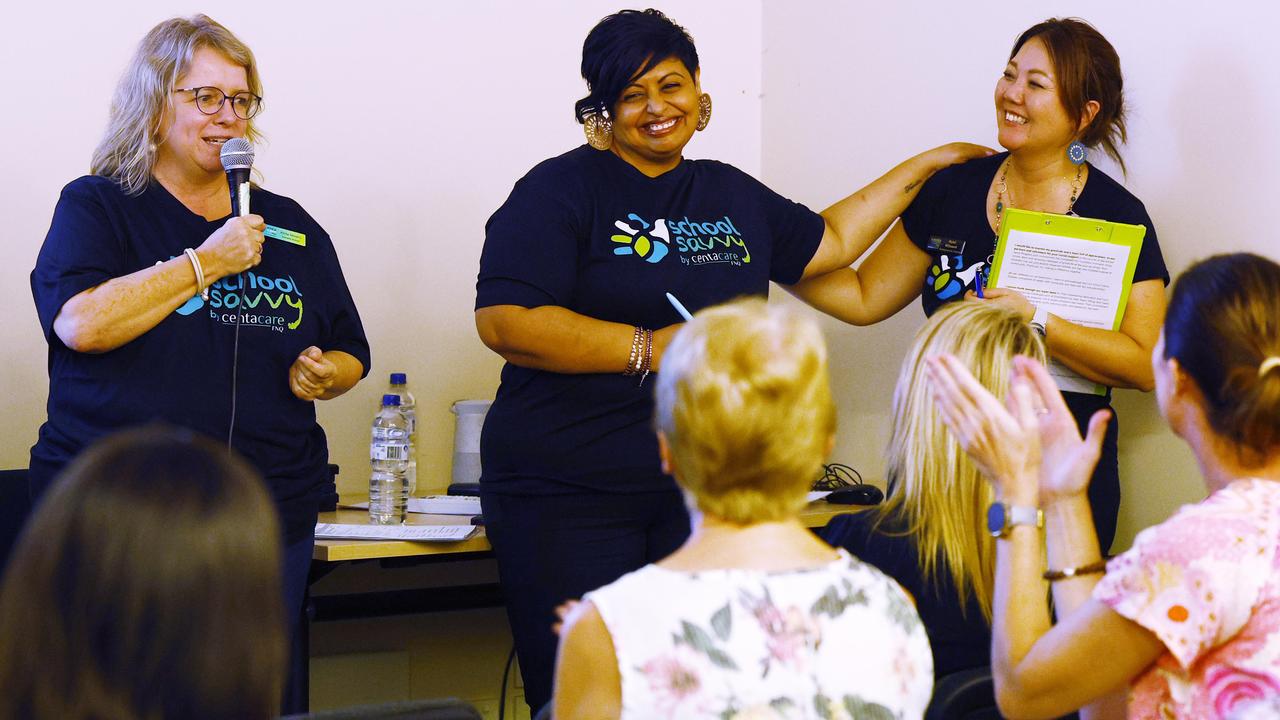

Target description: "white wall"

left=0, top=1, right=763, bottom=496
left=761, top=0, right=1280, bottom=550
left=5, top=1, right=1278, bottom=554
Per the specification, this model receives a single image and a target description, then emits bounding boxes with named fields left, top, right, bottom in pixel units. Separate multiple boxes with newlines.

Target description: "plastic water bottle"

left=369, top=394, right=409, bottom=524
left=389, top=373, right=418, bottom=496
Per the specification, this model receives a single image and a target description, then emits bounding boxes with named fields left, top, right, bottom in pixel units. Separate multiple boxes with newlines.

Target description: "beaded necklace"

left=993, top=157, right=1084, bottom=237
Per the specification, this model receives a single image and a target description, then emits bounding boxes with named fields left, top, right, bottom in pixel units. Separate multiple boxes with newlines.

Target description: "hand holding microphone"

left=197, top=215, right=265, bottom=279
left=194, top=138, right=264, bottom=281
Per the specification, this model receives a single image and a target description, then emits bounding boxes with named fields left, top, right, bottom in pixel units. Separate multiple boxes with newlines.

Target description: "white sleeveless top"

left=584, top=549, right=933, bottom=719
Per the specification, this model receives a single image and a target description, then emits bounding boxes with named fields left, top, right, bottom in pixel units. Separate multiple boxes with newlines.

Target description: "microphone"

left=220, top=138, right=255, bottom=217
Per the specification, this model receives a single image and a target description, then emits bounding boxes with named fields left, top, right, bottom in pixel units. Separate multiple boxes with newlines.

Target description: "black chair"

left=925, top=667, right=1001, bottom=720
left=0, top=469, right=32, bottom=581
left=280, top=698, right=482, bottom=720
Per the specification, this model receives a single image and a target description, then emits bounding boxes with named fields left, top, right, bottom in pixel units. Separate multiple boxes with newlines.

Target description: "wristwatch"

left=987, top=502, right=1043, bottom=538
left=1031, top=306, right=1049, bottom=338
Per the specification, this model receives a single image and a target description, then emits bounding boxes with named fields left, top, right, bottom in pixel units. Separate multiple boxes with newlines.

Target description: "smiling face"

left=154, top=46, right=250, bottom=185
left=993, top=37, right=1081, bottom=156
left=608, top=56, right=700, bottom=176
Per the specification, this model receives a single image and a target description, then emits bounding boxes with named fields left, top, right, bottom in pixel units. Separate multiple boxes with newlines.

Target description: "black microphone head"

left=220, top=138, right=254, bottom=171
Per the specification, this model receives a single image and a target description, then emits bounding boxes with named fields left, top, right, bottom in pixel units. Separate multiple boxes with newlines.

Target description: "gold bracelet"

left=1043, top=559, right=1107, bottom=581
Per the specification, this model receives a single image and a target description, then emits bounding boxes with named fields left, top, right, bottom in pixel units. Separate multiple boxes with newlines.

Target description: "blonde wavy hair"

left=654, top=298, right=836, bottom=524
left=90, top=15, right=263, bottom=195
left=878, top=302, right=1045, bottom=621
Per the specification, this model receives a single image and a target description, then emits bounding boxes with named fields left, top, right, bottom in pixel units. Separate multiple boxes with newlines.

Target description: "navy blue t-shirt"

left=902, top=152, right=1169, bottom=317
left=30, top=176, right=370, bottom=541
left=476, top=146, right=825, bottom=494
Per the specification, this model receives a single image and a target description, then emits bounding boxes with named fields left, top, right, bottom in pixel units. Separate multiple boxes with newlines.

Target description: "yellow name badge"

left=264, top=224, right=306, bottom=247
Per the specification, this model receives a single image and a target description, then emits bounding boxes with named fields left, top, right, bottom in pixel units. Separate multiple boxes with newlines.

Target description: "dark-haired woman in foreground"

left=795, top=18, right=1169, bottom=554
left=474, top=8, right=987, bottom=711
left=930, top=253, right=1280, bottom=719
left=0, top=426, right=285, bottom=720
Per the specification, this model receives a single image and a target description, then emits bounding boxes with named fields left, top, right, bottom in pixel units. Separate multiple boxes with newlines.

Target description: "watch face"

left=987, top=502, right=1007, bottom=537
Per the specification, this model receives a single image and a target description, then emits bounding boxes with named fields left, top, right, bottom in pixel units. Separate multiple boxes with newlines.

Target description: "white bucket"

left=450, top=399, right=491, bottom=485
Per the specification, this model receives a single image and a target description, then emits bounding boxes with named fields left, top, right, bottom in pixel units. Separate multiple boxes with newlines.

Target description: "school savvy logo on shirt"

left=610, top=212, right=752, bottom=267
left=207, top=271, right=304, bottom=332
left=166, top=254, right=304, bottom=333
left=925, top=254, right=985, bottom=301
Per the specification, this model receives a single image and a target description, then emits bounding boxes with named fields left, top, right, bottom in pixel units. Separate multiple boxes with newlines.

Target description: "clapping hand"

left=926, top=354, right=1109, bottom=507
left=1010, top=356, right=1110, bottom=506
left=926, top=353, right=1041, bottom=504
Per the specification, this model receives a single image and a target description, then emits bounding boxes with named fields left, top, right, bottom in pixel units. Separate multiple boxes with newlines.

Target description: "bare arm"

left=979, top=278, right=1165, bottom=391
left=52, top=215, right=266, bottom=353
left=927, top=355, right=1162, bottom=719
left=475, top=304, right=679, bottom=374
left=993, top=525, right=1164, bottom=719
left=787, top=219, right=930, bottom=325
left=802, top=143, right=993, bottom=280
left=553, top=601, right=622, bottom=720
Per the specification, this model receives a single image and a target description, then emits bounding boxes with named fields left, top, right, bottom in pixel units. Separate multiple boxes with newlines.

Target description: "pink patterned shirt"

left=1094, top=478, right=1280, bottom=719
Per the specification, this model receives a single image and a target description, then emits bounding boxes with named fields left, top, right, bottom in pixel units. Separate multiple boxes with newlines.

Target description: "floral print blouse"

left=1094, top=478, right=1280, bottom=719
left=584, top=548, right=933, bottom=719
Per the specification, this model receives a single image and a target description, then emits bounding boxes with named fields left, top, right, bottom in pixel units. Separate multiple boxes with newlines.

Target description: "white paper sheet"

left=996, top=228, right=1134, bottom=394
left=314, top=523, right=478, bottom=541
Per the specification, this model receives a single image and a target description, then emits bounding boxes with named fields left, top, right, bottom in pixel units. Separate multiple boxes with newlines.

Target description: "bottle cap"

left=390, top=372, right=407, bottom=385
left=382, top=394, right=401, bottom=406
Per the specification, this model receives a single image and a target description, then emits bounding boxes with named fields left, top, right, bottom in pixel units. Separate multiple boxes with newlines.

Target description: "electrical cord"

left=226, top=277, right=246, bottom=450
left=813, top=462, right=865, bottom=491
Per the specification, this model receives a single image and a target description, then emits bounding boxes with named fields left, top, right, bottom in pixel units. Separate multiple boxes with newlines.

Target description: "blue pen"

left=665, top=292, right=694, bottom=321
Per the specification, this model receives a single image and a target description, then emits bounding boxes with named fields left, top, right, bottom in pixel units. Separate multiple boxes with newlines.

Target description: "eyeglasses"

left=173, top=86, right=263, bottom=120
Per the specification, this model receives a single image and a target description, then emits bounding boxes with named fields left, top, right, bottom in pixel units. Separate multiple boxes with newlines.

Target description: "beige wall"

left=3, top=1, right=1278, bottom=558
left=0, top=0, right=763, bottom=497
left=761, top=0, right=1280, bottom=550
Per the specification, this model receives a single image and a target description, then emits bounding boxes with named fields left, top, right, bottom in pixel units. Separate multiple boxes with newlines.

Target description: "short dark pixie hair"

left=575, top=8, right=699, bottom=124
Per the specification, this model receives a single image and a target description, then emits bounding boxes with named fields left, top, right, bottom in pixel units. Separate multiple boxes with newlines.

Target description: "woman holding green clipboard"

left=795, top=18, right=1168, bottom=554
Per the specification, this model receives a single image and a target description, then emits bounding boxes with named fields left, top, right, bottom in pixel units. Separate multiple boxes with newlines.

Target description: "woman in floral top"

left=554, top=299, right=933, bottom=719
left=928, top=253, right=1280, bottom=719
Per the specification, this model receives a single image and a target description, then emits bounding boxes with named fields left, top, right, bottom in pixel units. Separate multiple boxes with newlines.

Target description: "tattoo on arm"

left=904, top=179, right=922, bottom=193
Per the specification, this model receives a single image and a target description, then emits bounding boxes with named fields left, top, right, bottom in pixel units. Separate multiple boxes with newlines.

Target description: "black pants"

left=480, top=487, right=690, bottom=713
left=1064, top=392, right=1120, bottom=555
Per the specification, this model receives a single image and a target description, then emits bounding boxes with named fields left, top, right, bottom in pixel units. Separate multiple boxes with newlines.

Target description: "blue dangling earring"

left=1067, top=140, right=1087, bottom=166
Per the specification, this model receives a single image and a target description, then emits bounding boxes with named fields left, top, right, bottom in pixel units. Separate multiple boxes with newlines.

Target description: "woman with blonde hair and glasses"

left=822, top=301, right=1045, bottom=682
left=554, top=299, right=932, bottom=719
left=29, top=15, right=368, bottom=711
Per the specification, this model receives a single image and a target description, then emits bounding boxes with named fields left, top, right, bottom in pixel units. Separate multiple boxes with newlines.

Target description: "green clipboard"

left=987, top=208, right=1146, bottom=394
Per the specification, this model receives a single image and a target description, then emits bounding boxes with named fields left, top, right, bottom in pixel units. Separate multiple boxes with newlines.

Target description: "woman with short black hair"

left=474, top=8, right=987, bottom=712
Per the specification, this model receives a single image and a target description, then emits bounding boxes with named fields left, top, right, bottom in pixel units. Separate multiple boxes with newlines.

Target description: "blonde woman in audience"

left=554, top=299, right=933, bottom=719
left=821, top=301, right=1044, bottom=682
left=929, top=252, right=1280, bottom=719
left=0, top=426, right=285, bottom=720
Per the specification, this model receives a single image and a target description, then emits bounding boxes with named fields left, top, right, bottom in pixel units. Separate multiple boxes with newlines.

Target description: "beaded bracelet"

left=637, top=328, right=654, bottom=387
left=623, top=326, right=646, bottom=376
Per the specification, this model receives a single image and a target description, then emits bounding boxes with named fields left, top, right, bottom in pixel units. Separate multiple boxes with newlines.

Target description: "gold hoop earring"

left=584, top=113, right=613, bottom=151
left=696, top=93, right=712, bottom=131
